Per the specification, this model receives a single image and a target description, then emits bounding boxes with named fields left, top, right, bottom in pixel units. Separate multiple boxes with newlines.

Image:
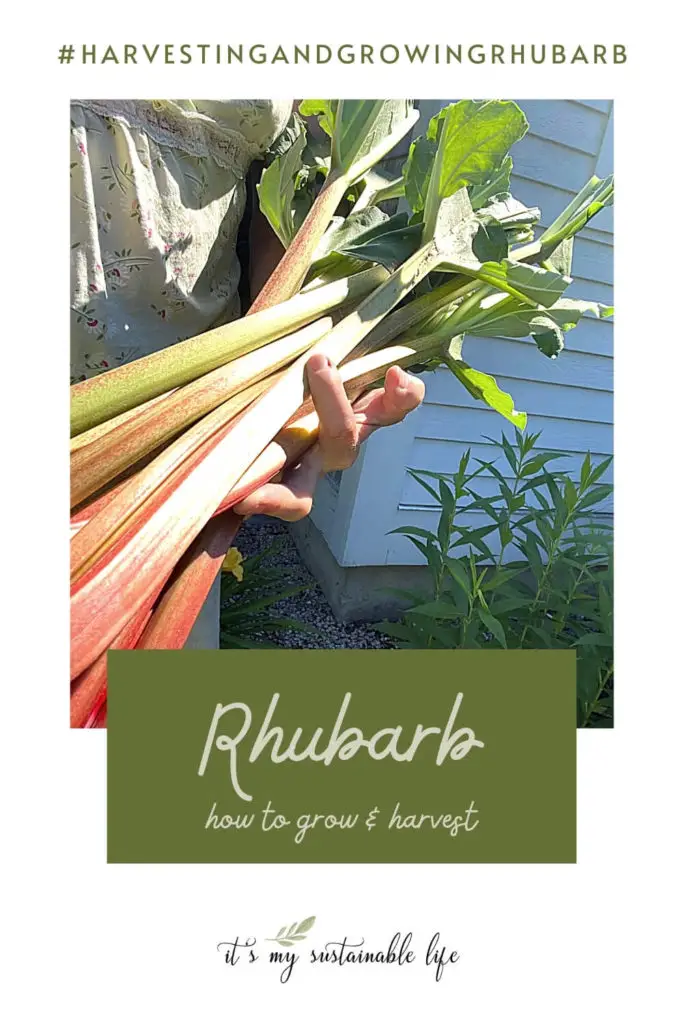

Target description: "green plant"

left=375, top=430, right=613, bottom=727
left=219, top=539, right=321, bottom=649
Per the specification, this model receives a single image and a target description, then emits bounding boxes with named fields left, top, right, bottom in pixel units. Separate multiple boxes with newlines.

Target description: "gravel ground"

left=225, top=515, right=397, bottom=649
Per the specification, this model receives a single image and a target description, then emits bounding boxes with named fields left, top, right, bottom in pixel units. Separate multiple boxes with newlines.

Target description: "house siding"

left=310, top=99, right=614, bottom=567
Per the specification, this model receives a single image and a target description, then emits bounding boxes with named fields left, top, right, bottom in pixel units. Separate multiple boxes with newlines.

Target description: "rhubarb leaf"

left=312, top=207, right=388, bottom=264
left=543, top=237, right=574, bottom=277
left=361, top=169, right=405, bottom=207
left=529, top=318, right=565, bottom=358
left=539, top=174, right=614, bottom=252
left=467, top=297, right=613, bottom=339
left=332, top=100, right=419, bottom=182
left=481, top=194, right=541, bottom=232
left=256, top=130, right=308, bottom=248
left=301, top=99, right=418, bottom=186
left=338, top=220, right=423, bottom=271
left=443, top=336, right=527, bottom=427
left=480, top=260, right=570, bottom=306
left=404, top=131, right=437, bottom=216
left=450, top=258, right=571, bottom=307
left=299, top=99, right=335, bottom=136
left=469, top=156, right=513, bottom=210
left=406, top=100, right=528, bottom=238
left=472, top=215, right=509, bottom=263
left=267, top=110, right=307, bottom=160
left=431, top=188, right=482, bottom=266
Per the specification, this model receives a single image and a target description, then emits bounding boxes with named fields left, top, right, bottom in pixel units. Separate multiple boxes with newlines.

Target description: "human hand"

left=232, top=352, right=425, bottom=522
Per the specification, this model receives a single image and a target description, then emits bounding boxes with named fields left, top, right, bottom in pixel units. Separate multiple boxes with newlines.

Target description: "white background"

left=2, top=4, right=680, bottom=1020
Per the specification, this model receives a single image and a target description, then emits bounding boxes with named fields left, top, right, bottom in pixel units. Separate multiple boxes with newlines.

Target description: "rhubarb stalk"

left=136, top=512, right=242, bottom=650
left=70, top=265, right=386, bottom=435
left=70, top=588, right=159, bottom=728
left=70, top=317, right=332, bottom=508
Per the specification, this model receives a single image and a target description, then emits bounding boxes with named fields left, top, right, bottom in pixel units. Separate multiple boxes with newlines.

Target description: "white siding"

left=311, top=99, right=614, bottom=567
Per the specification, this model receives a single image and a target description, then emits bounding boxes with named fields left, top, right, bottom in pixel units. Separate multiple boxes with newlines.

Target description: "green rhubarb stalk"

left=349, top=276, right=479, bottom=359
left=70, top=388, right=177, bottom=453
left=250, top=100, right=419, bottom=311
left=69, top=264, right=387, bottom=436
left=70, top=317, right=333, bottom=508
left=350, top=169, right=404, bottom=213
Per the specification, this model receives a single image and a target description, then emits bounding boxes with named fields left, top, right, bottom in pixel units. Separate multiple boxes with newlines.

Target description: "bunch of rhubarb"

left=69, top=99, right=614, bottom=726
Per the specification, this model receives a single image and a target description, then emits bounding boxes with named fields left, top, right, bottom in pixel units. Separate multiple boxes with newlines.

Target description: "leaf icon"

left=266, top=916, right=316, bottom=947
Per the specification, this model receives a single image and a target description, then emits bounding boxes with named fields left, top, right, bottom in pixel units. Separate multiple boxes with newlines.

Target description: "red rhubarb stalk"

left=136, top=512, right=242, bottom=650
left=70, top=588, right=158, bottom=728
left=248, top=171, right=349, bottom=313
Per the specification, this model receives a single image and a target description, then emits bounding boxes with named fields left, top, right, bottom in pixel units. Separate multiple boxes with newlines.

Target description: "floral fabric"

left=70, top=99, right=292, bottom=382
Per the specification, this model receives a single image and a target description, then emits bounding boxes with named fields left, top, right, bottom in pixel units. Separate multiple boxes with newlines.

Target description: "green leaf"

left=468, top=157, right=513, bottom=209
left=256, top=130, right=308, bottom=248
left=469, top=296, right=611, bottom=340
left=410, top=100, right=528, bottom=238
left=221, top=584, right=312, bottom=619
left=588, top=456, right=613, bottom=486
left=520, top=452, right=566, bottom=477
left=389, top=525, right=439, bottom=542
left=374, top=620, right=427, bottom=643
left=333, top=100, right=418, bottom=181
left=574, top=633, right=613, bottom=647
left=526, top=624, right=556, bottom=648
left=529, top=316, right=564, bottom=358
left=445, top=557, right=471, bottom=596
left=410, top=600, right=462, bottom=620
left=580, top=452, right=592, bottom=489
left=268, top=917, right=317, bottom=947
left=472, top=214, right=509, bottom=263
left=338, top=220, right=423, bottom=272
left=564, top=478, right=578, bottom=510
left=299, top=99, right=335, bottom=136
left=443, top=337, right=527, bottom=428
left=478, top=193, right=541, bottom=232
left=544, top=237, right=574, bottom=277
left=406, top=469, right=441, bottom=503
left=477, top=608, right=507, bottom=647
left=312, top=207, right=389, bottom=265
left=539, top=174, right=614, bottom=252
left=469, top=259, right=571, bottom=307
left=487, top=596, right=529, bottom=615
left=262, top=618, right=323, bottom=635
left=404, top=132, right=437, bottom=215
left=576, top=484, right=613, bottom=512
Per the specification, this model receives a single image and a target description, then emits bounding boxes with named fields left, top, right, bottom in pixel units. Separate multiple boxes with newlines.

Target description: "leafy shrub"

left=375, top=430, right=613, bottom=727
left=220, top=538, right=321, bottom=648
